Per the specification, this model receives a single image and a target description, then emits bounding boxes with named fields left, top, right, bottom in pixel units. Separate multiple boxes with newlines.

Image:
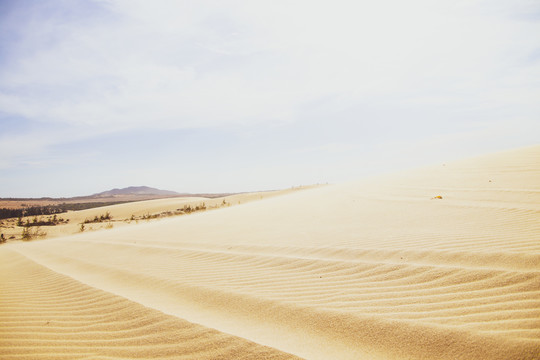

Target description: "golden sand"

left=1, top=145, right=539, bottom=359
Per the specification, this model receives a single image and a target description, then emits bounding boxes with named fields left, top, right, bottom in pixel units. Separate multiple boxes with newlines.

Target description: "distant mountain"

left=92, top=186, right=180, bottom=197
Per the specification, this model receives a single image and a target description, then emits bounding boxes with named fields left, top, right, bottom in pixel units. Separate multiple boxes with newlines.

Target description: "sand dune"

left=1, top=145, right=539, bottom=359
left=0, top=186, right=319, bottom=240
left=0, top=249, right=300, bottom=360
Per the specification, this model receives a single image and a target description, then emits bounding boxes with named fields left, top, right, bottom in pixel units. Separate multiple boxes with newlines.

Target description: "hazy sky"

left=1, top=0, right=539, bottom=197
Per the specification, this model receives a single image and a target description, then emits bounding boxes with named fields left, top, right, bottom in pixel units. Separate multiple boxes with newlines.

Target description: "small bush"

left=84, top=212, right=113, bottom=224
left=21, top=226, right=46, bottom=240
left=21, top=227, right=31, bottom=240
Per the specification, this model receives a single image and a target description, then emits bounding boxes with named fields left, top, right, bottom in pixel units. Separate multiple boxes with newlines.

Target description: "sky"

left=0, top=0, right=539, bottom=197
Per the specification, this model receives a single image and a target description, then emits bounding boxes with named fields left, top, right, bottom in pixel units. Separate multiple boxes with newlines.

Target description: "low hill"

left=92, top=186, right=180, bottom=197
left=0, top=186, right=237, bottom=213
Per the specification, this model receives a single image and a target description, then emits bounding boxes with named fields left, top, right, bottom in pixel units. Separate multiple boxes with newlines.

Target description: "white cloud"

left=2, top=1, right=539, bottom=127
left=0, top=0, right=538, bottom=179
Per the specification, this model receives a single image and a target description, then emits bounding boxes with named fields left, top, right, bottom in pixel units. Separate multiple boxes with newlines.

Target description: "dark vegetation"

left=180, top=203, right=208, bottom=213
left=0, top=201, right=130, bottom=220
left=83, top=212, right=112, bottom=224
left=17, top=214, right=69, bottom=227
left=12, top=215, right=67, bottom=241
left=21, top=226, right=47, bottom=240
left=129, top=203, right=210, bottom=222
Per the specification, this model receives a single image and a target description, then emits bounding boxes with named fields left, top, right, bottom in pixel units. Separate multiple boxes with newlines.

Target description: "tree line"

left=0, top=201, right=129, bottom=220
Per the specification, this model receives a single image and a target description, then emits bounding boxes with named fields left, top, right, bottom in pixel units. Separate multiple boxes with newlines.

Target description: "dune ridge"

left=1, top=145, right=539, bottom=359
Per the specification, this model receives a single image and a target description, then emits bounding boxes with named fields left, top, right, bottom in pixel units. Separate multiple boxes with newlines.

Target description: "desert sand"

left=0, top=186, right=320, bottom=241
left=1, top=145, right=539, bottom=359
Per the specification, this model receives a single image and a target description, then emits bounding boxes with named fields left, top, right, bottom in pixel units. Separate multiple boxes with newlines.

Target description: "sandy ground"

left=0, top=145, right=539, bottom=359
left=0, top=186, right=319, bottom=241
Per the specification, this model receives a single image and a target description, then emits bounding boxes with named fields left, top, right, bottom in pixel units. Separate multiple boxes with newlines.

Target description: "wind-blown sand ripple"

left=0, top=249, right=301, bottom=360
left=1, top=145, right=539, bottom=359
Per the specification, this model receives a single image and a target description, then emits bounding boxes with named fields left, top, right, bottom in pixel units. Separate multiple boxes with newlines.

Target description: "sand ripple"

left=1, top=145, right=539, bottom=359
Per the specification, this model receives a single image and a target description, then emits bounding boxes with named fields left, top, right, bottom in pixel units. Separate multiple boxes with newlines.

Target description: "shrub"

left=21, top=227, right=31, bottom=240
left=84, top=212, right=113, bottom=224
left=21, top=226, right=46, bottom=240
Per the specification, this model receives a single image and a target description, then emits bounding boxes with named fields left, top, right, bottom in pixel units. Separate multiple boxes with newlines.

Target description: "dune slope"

left=0, top=249, right=300, bottom=360
left=1, top=145, right=539, bottom=359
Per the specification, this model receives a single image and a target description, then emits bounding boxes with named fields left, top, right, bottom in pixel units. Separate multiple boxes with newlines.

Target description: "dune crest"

left=1, top=145, right=539, bottom=359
